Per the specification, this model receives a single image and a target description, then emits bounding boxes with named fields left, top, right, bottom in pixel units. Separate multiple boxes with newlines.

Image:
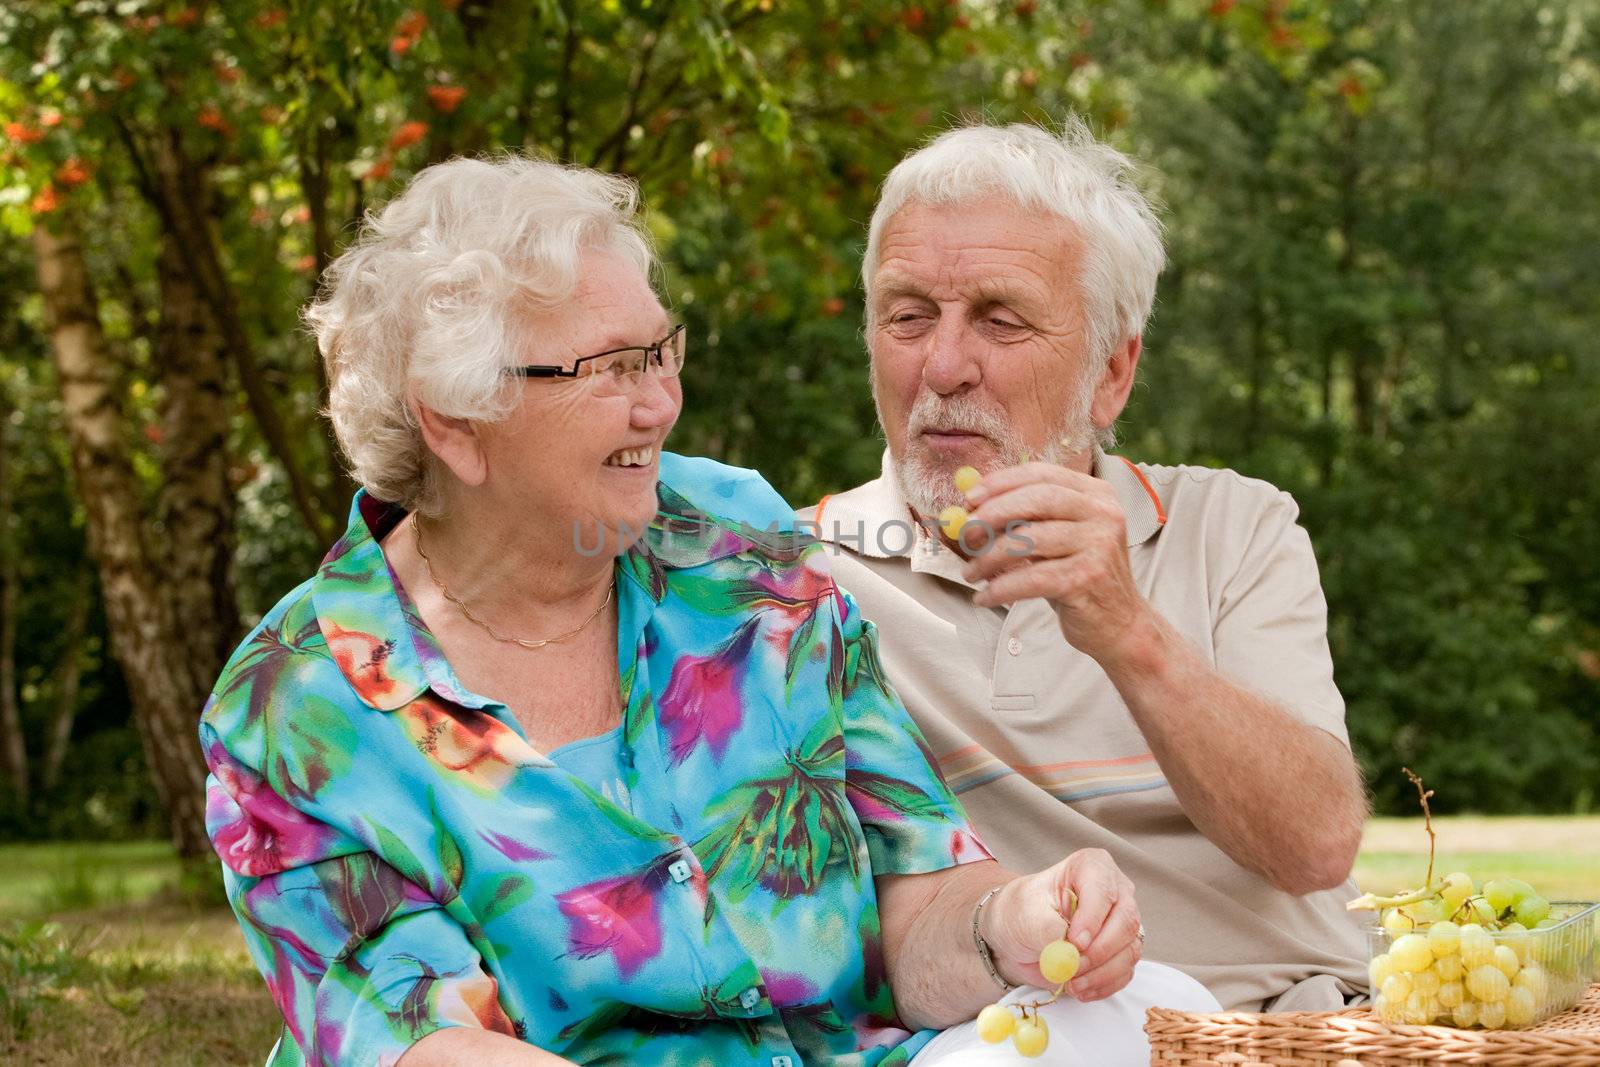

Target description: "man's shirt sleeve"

left=1211, top=489, right=1350, bottom=746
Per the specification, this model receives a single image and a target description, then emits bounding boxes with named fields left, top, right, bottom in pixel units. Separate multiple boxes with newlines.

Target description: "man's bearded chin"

left=876, top=379, right=1099, bottom=518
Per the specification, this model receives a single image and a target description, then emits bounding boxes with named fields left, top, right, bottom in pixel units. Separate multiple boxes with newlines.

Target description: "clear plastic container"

left=1367, top=900, right=1598, bottom=1029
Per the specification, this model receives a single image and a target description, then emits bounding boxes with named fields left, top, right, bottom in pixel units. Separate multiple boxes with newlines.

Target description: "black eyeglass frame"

left=503, top=323, right=687, bottom=381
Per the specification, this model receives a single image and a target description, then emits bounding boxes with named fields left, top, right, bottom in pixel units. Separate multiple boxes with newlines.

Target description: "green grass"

left=0, top=842, right=181, bottom=921
left=2, top=820, right=1596, bottom=1063
left=0, top=842, right=278, bottom=1065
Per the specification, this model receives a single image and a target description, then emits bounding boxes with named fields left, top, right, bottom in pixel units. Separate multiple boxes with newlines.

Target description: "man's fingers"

left=1068, top=938, right=1141, bottom=1001
left=970, top=557, right=1076, bottom=609
left=960, top=520, right=1090, bottom=582
left=1061, top=865, right=1117, bottom=952
left=963, top=461, right=1100, bottom=506
left=1079, top=894, right=1141, bottom=970
left=966, top=482, right=1102, bottom=528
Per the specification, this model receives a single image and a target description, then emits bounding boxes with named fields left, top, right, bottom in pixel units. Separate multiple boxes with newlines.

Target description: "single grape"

left=1458, top=897, right=1497, bottom=927
left=1390, top=933, right=1433, bottom=973
left=1432, top=953, right=1463, bottom=982
left=1381, top=907, right=1415, bottom=937
left=1440, top=872, right=1475, bottom=912
left=1496, top=922, right=1531, bottom=963
left=1011, top=1017, right=1048, bottom=1058
left=1374, top=993, right=1398, bottom=1023
left=1505, top=987, right=1538, bottom=1027
left=1369, top=953, right=1395, bottom=989
left=938, top=505, right=969, bottom=540
left=1483, top=879, right=1524, bottom=914
left=1437, top=980, right=1465, bottom=1009
left=1402, top=991, right=1436, bottom=1025
left=1039, top=938, right=1081, bottom=985
left=1451, top=1000, right=1478, bottom=1028
left=1491, top=945, right=1521, bottom=980
left=1466, top=964, right=1511, bottom=1003
left=1401, top=898, right=1444, bottom=925
left=975, top=1004, right=1015, bottom=1043
left=1513, top=895, right=1550, bottom=928
left=1513, top=964, right=1548, bottom=1001
left=1534, top=917, right=1560, bottom=930
left=1411, top=969, right=1441, bottom=997
left=1458, top=923, right=1495, bottom=965
left=953, top=466, right=982, bottom=494
left=1477, top=1000, right=1508, bottom=1029
left=1427, top=920, right=1460, bottom=956
left=1381, top=974, right=1413, bottom=1003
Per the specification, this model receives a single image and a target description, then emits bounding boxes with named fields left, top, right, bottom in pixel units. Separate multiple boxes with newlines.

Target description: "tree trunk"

left=42, top=563, right=93, bottom=793
left=296, top=125, right=360, bottom=509
left=32, top=218, right=210, bottom=859
left=126, top=124, right=337, bottom=541
left=0, top=384, right=27, bottom=804
left=154, top=235, right=243, bottom=682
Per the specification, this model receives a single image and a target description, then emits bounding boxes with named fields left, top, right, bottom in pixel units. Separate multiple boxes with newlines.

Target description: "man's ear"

left=1090, top=334, right=1142, bottom=431
left=413, top=398, right=487, bottom=488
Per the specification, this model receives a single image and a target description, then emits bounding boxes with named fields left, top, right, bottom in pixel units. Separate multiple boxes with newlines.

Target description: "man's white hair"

left=863, top=118, right=1165, bottom=371
left=305, top=154, right=655, bottom=515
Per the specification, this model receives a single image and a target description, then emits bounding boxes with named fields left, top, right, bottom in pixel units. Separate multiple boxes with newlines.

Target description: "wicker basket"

left=1146, top=981, right=1600, bottom=1066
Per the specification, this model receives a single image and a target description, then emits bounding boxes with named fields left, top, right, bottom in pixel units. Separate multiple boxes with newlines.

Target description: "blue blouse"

left=201, top=453, right=992, bottom=1066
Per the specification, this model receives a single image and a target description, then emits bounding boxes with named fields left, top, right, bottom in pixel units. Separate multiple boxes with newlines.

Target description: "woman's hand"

left=982, top=848, right=1141, bottom=1001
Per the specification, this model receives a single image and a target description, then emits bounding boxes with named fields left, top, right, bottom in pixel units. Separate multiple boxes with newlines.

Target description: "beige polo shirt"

left=798, top=450, right=1369, bottom=1012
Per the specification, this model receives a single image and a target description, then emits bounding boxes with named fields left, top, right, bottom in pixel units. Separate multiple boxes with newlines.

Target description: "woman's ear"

left=413, top=398, right=487, bottom=487
left=1090, top=334, right=1143, bottom=432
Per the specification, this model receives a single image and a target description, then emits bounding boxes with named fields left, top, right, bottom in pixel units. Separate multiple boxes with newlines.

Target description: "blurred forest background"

left=1, top=0, right=1597, bottom=867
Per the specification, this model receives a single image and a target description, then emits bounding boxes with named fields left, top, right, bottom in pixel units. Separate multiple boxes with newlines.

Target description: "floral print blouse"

left=201, top=453, right=992, bottom=1067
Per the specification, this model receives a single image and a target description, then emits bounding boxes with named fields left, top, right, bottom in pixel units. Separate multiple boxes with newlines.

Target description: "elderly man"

left=801, top=121, right=1370, bottom=1013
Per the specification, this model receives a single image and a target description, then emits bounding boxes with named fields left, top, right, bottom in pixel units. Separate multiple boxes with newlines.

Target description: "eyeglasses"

left=505, top=323, right=687, bottom=397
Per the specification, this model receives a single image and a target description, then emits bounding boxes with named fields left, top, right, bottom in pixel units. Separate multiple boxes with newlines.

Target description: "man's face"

left=867, top=196, right=1103, bottom=516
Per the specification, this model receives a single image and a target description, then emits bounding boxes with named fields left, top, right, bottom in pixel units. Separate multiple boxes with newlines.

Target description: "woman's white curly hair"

left=305, top=154, right=655, bottom=516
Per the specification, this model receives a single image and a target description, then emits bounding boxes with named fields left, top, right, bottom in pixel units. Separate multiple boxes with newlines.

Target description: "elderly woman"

left=200, top=155, right=1211, bottom=1067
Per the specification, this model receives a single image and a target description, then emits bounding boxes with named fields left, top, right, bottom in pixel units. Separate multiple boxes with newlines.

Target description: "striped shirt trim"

left=937, top=745, right=1169, bottom=803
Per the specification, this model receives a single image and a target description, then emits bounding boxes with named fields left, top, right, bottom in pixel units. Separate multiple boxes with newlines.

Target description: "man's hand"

left=984, top=848, right=1142, bottom=1002
left=949, top=459, right=1367, bottom=896
left=957, top=462, right=1154, bottom=667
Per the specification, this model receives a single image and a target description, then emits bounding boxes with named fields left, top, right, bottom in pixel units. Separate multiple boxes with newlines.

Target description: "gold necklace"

left=410, top=513, right=614, bottom=650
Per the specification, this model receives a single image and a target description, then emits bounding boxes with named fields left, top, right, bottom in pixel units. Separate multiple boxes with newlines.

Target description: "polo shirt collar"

left=812, top=446, right=1167, bottom=575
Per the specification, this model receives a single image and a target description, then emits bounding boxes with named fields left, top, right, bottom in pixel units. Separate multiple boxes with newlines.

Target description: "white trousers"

left=910, top=962, right=1220, bottom=1066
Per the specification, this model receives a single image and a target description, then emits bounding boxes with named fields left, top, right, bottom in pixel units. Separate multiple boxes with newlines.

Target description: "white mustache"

left=907, top=396, right=1012, bottom=442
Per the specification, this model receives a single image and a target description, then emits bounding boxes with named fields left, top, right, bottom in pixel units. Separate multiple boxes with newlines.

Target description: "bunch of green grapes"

left=1350, top=771, right=1589, bottom=1030
left=975, top=938, right=1081, bottom=1058
left=1364, top=874, right=1554, bottom=1029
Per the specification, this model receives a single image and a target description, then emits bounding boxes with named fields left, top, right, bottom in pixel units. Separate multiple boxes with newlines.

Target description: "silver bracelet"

left=971, top=886, right=1015, bottom=993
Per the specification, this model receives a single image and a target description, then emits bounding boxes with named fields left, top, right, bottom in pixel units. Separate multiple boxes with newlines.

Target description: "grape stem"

left=1402, top=767, right=1436, bottom=887
left=1346, top=879, right=1446, bottom=912
left=1012, top=985, right=1065, bottom=1013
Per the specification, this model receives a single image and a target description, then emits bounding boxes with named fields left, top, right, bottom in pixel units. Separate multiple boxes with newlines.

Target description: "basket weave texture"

left=1146, top=981, right=1600, bottom=1066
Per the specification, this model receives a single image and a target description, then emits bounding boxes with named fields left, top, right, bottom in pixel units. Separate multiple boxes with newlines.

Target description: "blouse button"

left=738, top=986, right=762, bottom=1010
left=771, top=1057, right=794, bottom=1067
left=1007, top=636, right=1023, bottom=656
left=667, top=859, right=692, bottom=883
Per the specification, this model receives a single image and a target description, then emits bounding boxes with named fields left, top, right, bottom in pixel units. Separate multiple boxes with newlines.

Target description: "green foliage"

left=0, top=0, right=1597, bottom=824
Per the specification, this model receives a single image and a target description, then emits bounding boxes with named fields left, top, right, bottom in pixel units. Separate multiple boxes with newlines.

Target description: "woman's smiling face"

left=478, top=248, right=682, bottom=553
